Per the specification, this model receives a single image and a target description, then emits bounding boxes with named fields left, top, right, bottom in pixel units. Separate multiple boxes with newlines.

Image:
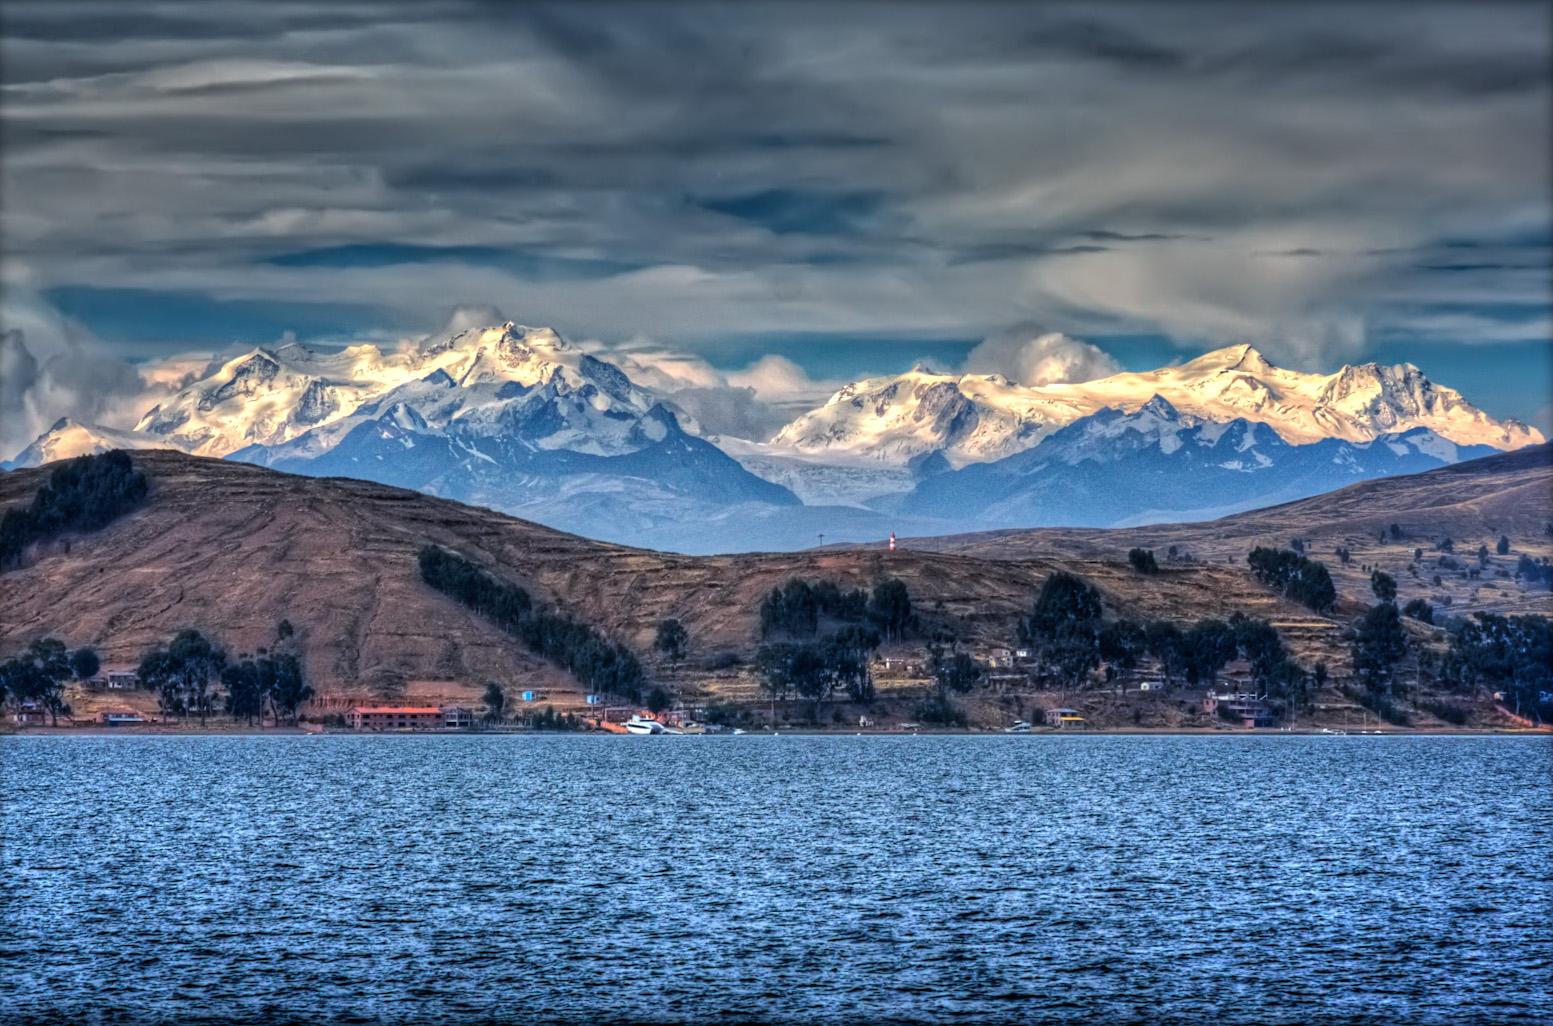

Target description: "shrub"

left=1128, top=548, right=1159, bottom=574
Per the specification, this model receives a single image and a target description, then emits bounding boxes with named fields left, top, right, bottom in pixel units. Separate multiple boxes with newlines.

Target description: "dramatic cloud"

left=0, top=1, right=1547, bottom=425
left=0, top=290, right=183, bottom=456
left=963, top=327, right=1123, bottom=386
left=590, top=346, right=837, bottom=440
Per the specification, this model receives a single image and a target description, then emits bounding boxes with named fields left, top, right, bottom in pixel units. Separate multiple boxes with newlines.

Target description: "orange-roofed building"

left=348, top=706, right=443, bottom=731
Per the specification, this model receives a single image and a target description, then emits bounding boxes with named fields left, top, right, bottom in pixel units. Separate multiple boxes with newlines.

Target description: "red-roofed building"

left=349, top=706, right=442, bottom=731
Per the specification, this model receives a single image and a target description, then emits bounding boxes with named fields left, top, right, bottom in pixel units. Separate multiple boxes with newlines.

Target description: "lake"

left=2, top=735, right=1549, bottom=1024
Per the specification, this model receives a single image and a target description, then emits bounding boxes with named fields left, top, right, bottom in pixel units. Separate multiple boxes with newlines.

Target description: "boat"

left=731, top=728, right=746, bottom=735
left=624, top=714, right=666, bottom=735
left=1004, top=720, right=1033, bottom=733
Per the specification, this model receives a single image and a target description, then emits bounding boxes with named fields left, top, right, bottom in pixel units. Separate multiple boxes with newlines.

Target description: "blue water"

left=2, top=735, right=1549, bottom=1024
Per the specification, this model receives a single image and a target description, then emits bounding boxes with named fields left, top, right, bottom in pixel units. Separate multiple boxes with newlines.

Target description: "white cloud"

left=963, top=326, right=1122, bottom=385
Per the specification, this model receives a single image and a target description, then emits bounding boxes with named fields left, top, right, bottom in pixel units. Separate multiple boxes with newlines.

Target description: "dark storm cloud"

left=0, top=0, right=1547, bottom=368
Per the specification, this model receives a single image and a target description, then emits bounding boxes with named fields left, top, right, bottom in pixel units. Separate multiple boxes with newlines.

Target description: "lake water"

left=2, top=735, right=1550, bottom=1024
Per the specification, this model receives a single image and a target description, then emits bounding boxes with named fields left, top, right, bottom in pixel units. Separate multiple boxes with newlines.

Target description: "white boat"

left=624, top=715, right=666, bottom=735
left=1004, top=720, right=1033, bottom=733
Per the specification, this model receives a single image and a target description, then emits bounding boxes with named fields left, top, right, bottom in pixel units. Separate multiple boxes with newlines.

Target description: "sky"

left=1, top=0, right=1550, bottom=454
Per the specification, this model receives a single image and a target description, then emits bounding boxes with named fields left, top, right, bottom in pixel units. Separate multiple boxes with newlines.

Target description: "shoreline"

left=5, top=725, right=1547, bottom=738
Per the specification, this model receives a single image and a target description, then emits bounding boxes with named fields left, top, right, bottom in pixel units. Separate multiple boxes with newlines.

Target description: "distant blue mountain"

left=885, top=397, right=1500, bottom=529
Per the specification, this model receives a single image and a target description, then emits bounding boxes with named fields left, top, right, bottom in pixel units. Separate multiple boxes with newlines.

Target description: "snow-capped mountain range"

left=753, top=342, right=1539, bottom=471
left=3, top=323, right=1542, bottom=552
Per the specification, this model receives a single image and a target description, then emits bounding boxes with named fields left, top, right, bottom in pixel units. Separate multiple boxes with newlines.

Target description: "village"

left=5, top=636, right=1445, bottom=735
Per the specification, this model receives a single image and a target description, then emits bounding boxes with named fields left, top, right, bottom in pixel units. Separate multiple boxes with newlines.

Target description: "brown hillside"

left=900, top=445, right=1553, bottom=619
left=1, top=450, right=1333, bottom=694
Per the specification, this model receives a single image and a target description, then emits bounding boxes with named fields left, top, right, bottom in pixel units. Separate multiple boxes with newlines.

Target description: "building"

left=90, top=667, right=140, bottom=690
left=11, top=702, right=47, bottom=726
left=1044, top=707, right=1086, bottom=728
left=348, top=706, right=443, bottom=731
left=441, top=706, right=475, bottom=729
left=99, top=709, right=146, bottom=726
left=1213, top=691, right=1273, bottom=727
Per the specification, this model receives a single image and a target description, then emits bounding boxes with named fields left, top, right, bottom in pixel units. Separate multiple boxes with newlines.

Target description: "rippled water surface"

left=2, top=735, right=1550, bottom=1024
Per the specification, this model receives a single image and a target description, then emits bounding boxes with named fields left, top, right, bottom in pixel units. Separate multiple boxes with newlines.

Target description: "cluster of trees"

left=1441, top=613, right=1553, bottom=721
left=918, top=636, right=983, bottom=725
left=1515, top=554, right=1553, bottom=590
left=217, top=623, right=313, bottom=726
left=1, top=451, right=148, bottom=571
left=756, top=624, right=881, bottom=719
left=418, top=546, right=644, bottom=700
left=758, top=577, right=914, bottom=641
left=1247, top=546, right=1337, bottom=612
left=1017, top=572, right=1312, bottom=708
left=132, top=624, right=314, bottom=726
left=0, top=639, right=98, bottom=725
left=138, top=629, right=225, bottom=724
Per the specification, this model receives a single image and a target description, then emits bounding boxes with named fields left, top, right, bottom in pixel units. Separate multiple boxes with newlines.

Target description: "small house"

left=11, top=702, right=47, bottom=726
left=1044, top=707, right=1086, bottom=728
left=99, top=709, right=146, bottom=726
left=441, top=706, right=475, bottom=729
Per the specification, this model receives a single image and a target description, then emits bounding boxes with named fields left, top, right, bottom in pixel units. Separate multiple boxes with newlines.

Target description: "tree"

left=1442, top=613, right=1552, bottom=720
left=221, top=659, right=268, bottom=726
left=759, top=580, right=819, bottom=637
left=0, top=639, right=75, bottom=725
left=653, top=618, right=688, bottom=666
left=1020, top=573, right=1103, bottom=690
left=825, top=625, right=880, bottom=702
left=1230, top=614, right=1290, bottom=691
left=646, top=686, right=671, bottom=714
left=482, top=681, right=507, bottom=724
left=922, top=637, right=981, bottom=724
left=1496, top=535, right=1511, bottom=556
left=266, top=651, right=313, bottom=725
left=70, top=646, right=100, bottom=682
left=1389, top=523, right=1403, bottom=540
left=1145, top=621, right=1187, bottom=686
left=1182, top=619, right=1237, bottom=688
left=1402, top=598, right=1434, bottom=624
left=1128, top=548, right=1159, bottom=574
left=138, top=629, right=227, bottom=725
left=1370, top=570, right=1397, bottom=603
left=1247, top=547, right=1335, bottom=612
left=1099, top=619, right=1147, bottom=684
left=1353, top=602, right=1408, bottom=694
left=867, top=579, right=913, bottom=641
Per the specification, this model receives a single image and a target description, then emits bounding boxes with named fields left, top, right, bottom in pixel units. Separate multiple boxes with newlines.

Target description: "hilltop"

left=2, top=450, right=1334, bottom=691
left=1, top=446, right=1547, bottom=730
left=902, top=443, right=1553, bottom=619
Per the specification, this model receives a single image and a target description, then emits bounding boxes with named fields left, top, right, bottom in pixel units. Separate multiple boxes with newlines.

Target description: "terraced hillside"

left=901, top=444, right=1553, bottom=619
left=2, top=451, right=1333, bottom=697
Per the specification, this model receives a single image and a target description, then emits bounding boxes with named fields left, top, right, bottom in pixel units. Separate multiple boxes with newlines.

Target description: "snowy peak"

left=1182, top=343, right=1275, bottom=376
left=4, top=418, right=177, bottom=470
left=769, top=367, right=1098, bottom=467
left=760, top=341, right=1540, bottom=475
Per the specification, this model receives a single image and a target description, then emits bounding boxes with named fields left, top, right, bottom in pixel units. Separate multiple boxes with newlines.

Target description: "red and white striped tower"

left=888, top=531, right=896, bottom=552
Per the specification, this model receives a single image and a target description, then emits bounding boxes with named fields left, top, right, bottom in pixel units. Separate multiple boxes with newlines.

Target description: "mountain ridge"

left=5, top=324, right=1540, bottom=550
